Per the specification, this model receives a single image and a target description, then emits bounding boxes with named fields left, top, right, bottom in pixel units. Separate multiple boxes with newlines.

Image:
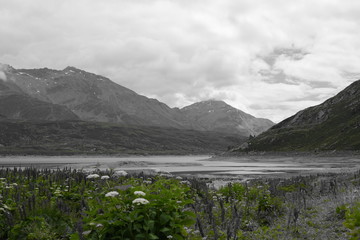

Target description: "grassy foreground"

left=1, top=168, right=360, bottom=239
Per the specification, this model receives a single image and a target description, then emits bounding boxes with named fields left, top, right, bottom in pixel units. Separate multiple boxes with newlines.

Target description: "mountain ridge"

left=0, top=63, right=273, bottom=137
left=238, top=79, right=360, bottom=151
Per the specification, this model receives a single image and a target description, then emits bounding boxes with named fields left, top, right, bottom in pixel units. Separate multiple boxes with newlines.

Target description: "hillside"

left=239, top=80, right=360, bottom=151
left=0, top=120, right=246, bottom=155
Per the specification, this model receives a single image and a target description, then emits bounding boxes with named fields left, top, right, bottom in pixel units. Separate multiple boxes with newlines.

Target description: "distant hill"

left=181, top=100, right=274, bottom=136
left=238, top=80, right=360, bottom=151
left=0, top=120, right=246, bottom=155
left=0, top=63, right=273, bottom=137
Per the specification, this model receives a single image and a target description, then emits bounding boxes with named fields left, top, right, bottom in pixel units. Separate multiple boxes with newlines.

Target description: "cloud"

left=0, top=0, right=360, bottom=122
left=0, top=64, right=8, bottom=81
left=0, top=71, right=6, bottom=81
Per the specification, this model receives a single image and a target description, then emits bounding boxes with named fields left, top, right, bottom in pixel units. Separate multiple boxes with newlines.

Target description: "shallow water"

left=0, top=155, right=359, bottom=178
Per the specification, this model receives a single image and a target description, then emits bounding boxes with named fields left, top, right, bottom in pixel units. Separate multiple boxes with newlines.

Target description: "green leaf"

left=149, top=233, right=159, bottom=239
left=160, top=213, right=171, bottom=225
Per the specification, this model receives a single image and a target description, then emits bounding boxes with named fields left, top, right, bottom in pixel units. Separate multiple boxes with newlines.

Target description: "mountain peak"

left=181, top=100, right=274, bottom=136
left=63, top=66, right=84, bottom=73
left=181, top=99, right=231, bottom=111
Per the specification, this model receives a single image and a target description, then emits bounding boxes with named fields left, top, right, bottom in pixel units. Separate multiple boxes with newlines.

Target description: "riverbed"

left=1, top=154, right=360, bottom=178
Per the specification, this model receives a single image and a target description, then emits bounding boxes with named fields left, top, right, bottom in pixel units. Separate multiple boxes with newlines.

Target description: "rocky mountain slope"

left=239, top=80, right=360, bottom=151
left=181, top=100, right=274, bottom=136
left=0, top=64, right=273, bottom=137
left=2, top=65, right=184, bottom=128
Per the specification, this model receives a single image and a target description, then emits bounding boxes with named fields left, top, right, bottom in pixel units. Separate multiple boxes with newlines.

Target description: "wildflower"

left=176, top=176, right=183, bottom=180
left=101, top=175, right=110, bottom=180
left=134, top=191, right=146, bottom=196
left=176, top=201, right=182, bottom=204
left=132, top=198, right=150, bottom=205
left=143, top=180, right=152, bottom=184
left=105, top=191, right=119, bottom=197
left=184, top=227, right=192, bottom=234
left=86, top=174, right=100, bottom=179
left=96, top=223, right=103, bottom=228
left=82, top=230, right=92, bottom=236
left=113, top=170, right=128, bottom=177
left=167, top=235, right=173, bottom=239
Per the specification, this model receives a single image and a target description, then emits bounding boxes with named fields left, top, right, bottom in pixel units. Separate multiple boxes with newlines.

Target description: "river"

left=1, top=154, right=360, bottom=178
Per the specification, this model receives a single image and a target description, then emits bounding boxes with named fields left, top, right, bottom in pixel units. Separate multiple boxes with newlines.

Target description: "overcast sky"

left=1, top=0, right=360, bottom=122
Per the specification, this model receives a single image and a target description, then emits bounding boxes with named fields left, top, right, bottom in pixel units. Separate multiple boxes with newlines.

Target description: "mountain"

left=2, top=65, right=184, bottom=128
left=181, top=100, right=274, bottom=136
left=0, top=64, right=273, bottom=137
left=0, top=66, right=79, bottom=121
left=239, top=80, right=360, bottom=151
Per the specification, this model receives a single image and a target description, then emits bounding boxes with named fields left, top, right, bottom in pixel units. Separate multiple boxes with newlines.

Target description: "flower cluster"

left=105, top=191, right=119, bottom=197
left=134, top=191, right=146, bottom=196
left=113, top=170, right=128, bottom=177
left=86, top=174, right=100, bottom=179
left=132, top=198, right=149, bottom=205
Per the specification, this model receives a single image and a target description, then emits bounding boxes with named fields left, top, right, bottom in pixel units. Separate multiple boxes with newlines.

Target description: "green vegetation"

left=1, top=167, right=360, bottom=239
left=0, top=120, right=246, bottom=155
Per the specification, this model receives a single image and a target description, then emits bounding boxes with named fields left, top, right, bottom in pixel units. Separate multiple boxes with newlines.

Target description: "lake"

left=1, top=154, right=360, bottom=178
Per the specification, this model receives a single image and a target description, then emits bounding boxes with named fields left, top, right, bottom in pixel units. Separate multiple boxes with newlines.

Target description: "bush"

left=344, top=202, right=360, bottom=240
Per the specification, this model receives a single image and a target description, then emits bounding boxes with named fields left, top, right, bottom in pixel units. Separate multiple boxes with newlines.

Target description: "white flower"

left=96, top=223, right=103, bottom=228
left=105, top=191, right=119, bottom=197
left=101, top=175, right=110, bottom=180
left=113, top=170, right=128, bottom=177
left=82, top=230, right=92, bottom=236
left=134, top=191, right=146, bottom=196
left=86, top=174, right=100, bottom=179
left=167, top=235, right=173, bottom=239
left=132, top=198, right=149, bottom=205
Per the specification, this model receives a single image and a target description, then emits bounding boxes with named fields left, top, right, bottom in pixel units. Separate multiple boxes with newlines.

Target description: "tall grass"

left=1, top=167, right=360, bottom=239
